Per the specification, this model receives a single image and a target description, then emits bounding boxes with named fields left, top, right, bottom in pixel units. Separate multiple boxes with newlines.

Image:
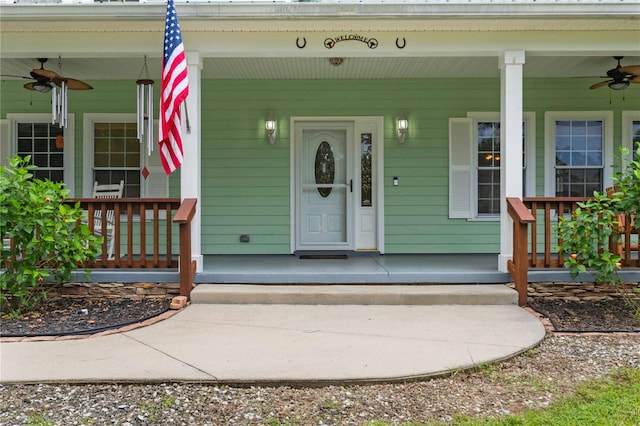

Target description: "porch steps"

left=190, top=284, right=517, bottom=306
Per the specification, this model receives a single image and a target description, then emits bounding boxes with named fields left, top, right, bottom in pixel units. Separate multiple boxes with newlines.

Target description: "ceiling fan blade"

left=619, top=65, right=640, bottom=76
left=590, top=80, right=611, bottom=89
left=23, top=82, right=37, bottom=91
left=31, top=68, right=59, bottom=80
left=52, top=77, right=93, bottom=90
left=1, top=74, right=33, bottom=80
left=629, top=75, right=640, bottom=84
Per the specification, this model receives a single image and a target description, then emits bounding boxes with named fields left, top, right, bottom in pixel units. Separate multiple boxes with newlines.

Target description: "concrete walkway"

left=0, top=302, right=546, bottom=385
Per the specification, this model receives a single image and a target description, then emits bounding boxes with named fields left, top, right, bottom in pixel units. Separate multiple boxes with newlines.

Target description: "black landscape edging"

left=0, top=307, right=170, bottom=338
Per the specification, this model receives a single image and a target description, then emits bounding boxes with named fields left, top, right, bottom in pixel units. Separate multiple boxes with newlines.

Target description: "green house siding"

left=1, top=78, right=638, bottom=255
left=202, top=78, right=510, bottom=254
left=200, top=78, right=504, bottom=254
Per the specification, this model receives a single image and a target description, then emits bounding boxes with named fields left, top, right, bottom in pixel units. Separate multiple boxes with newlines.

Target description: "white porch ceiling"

left=2, top=0, right=638, bottom=83
left=2, top=55, right=640, bottom=82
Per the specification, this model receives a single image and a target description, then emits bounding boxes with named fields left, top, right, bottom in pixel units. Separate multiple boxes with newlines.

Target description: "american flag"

left=159, top=0, right=189, bottom=175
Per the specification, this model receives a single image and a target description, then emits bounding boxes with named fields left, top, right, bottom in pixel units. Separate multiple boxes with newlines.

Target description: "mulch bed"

left=529, top=297, right=640, bottom=333
left=0, top=298, right=170, bottom=337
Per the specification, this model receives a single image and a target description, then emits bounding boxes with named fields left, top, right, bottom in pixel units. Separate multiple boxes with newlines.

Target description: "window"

left=93, top=122, right=141, bottom=197
left=622, top=111, right=640, bottom=164
left=544, top=112, right=613, bottom=197
left=476, top=121, right=501, bottom=215
left=449, top=112, right=534, bottom=220
left=16, top=122, right=65, bottom=182
left=360, top=132, right=372, bottom=207
left=83, top=114, right=167, bottom=198
left=554, top=120, right=603, bottom=197
left=6, top=114, right=75, bottom=193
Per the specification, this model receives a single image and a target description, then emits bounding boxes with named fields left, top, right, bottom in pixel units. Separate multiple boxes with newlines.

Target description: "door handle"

left=350, top=179, right=353, bottom=192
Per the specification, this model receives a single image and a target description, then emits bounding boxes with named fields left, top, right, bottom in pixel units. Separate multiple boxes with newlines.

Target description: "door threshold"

left=299, top=254, right=349, bottom=259
left=295, top=250, right=380, bottom=259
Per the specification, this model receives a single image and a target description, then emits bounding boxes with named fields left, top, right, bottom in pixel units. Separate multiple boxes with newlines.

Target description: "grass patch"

left=25, top=413, right=54, bottom=426
left=139, top=395, right=177, bottom=422
left=365, top=367, right=640, bottom=426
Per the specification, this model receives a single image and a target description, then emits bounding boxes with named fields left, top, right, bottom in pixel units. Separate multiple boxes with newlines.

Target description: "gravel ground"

left=1, top=333, right=639, bottom=426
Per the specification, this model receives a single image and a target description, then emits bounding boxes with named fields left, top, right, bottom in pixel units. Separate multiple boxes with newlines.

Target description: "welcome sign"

left=324, top=34, right=379, bottom=49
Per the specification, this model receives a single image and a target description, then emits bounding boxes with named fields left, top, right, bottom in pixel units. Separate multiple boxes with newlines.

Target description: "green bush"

left=556, top=191, right=621, bottom=285
left=0, top=155, right=101, bottom=316
left=556, top=146, right=640, bottom=314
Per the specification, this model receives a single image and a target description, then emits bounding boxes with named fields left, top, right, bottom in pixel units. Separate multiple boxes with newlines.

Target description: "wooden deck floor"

left=72, top=253, right=640, bottom=284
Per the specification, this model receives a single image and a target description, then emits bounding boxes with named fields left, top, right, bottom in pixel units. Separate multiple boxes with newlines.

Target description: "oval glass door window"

left=314, top=141, right=335, bottom=198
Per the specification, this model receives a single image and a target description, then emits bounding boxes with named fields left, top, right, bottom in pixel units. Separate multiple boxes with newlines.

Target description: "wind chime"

left=51, top=57, right=68, bottom=129
left=136, top=56, right=155, bottom=156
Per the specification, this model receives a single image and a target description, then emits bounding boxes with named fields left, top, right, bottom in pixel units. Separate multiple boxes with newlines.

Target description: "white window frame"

left=622, top=111, right=640, bottom=166
left=467, top=111, right=536, bottom=220
left=544, top=111, right=614, bottom=197
left=6, top=113, right=76, bottom=196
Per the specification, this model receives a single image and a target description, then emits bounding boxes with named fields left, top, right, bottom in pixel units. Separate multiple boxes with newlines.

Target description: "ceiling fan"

left=590, top=56, right=640, bottom=91
left=2, top=58, right=93, bottom=93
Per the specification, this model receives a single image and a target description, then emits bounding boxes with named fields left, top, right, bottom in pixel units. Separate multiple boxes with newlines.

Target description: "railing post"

left=173, top=198, right=198, bottom=299
left=179, top=221, right=193, bottom=298
left=513, top=218, right=529, bottom=306
left=507, top=197, right=535, bottom=306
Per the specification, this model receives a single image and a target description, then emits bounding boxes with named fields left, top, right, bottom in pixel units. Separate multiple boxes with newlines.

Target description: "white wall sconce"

left=397, top=113, right=408, bottom=144
left=265, top=113, right=277, bottom=144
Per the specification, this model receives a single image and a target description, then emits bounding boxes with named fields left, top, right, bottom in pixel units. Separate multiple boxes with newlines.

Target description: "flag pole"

left=159, top=0, right=190, bottom=174
left=183, top=102, right=191, bottom=134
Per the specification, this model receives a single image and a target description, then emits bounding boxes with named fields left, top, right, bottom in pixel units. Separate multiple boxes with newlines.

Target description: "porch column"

left=498, top=50, right=525, bottom=273
left=181, top=51, right=203, bottom=272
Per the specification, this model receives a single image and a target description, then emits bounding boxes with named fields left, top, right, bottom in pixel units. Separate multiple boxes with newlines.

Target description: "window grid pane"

left=556, top=169, right=603, bottom=197
left=16, top=122, right=64, bottom=183
left=93, top=122, right=141, bottom=197
left=478, top=169, right=500, bottom=215
left=555, top=120, right=603, bottom=197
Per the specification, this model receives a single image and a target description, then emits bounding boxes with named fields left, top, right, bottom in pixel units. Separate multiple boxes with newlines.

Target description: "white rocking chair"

left=92, top=180, right=124, bottom=260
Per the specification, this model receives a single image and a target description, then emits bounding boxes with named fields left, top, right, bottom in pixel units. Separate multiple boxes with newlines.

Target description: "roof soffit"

left=1, top=2, right=639, bottom=32
left=1, top=17, right=639, bottom=33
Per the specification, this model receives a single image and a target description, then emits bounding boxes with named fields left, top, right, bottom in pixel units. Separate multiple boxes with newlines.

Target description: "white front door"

left=293, top=117, right=383, bottom=252
left=298, top=123, right=352, bottom=249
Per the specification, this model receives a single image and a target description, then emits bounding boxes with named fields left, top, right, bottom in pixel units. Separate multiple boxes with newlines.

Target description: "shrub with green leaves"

left=0, top=155, right=101, bottom=315
left=556, top=191, right=621, bottom=285
left=556, top=146, right=640, bottom=313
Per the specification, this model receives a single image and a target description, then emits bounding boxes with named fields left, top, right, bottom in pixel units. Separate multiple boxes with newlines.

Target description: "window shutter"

left=143, top=123, right=168, bottom=197
left=449, top=117, right=473, bottom=219
left=0, top=119, right=9, bottom=168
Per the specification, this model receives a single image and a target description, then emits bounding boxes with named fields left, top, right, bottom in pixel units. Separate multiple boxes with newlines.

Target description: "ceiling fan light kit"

left=29, top=82, right=53, bottom=93
left=608, top=81, right=629, bottom=91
